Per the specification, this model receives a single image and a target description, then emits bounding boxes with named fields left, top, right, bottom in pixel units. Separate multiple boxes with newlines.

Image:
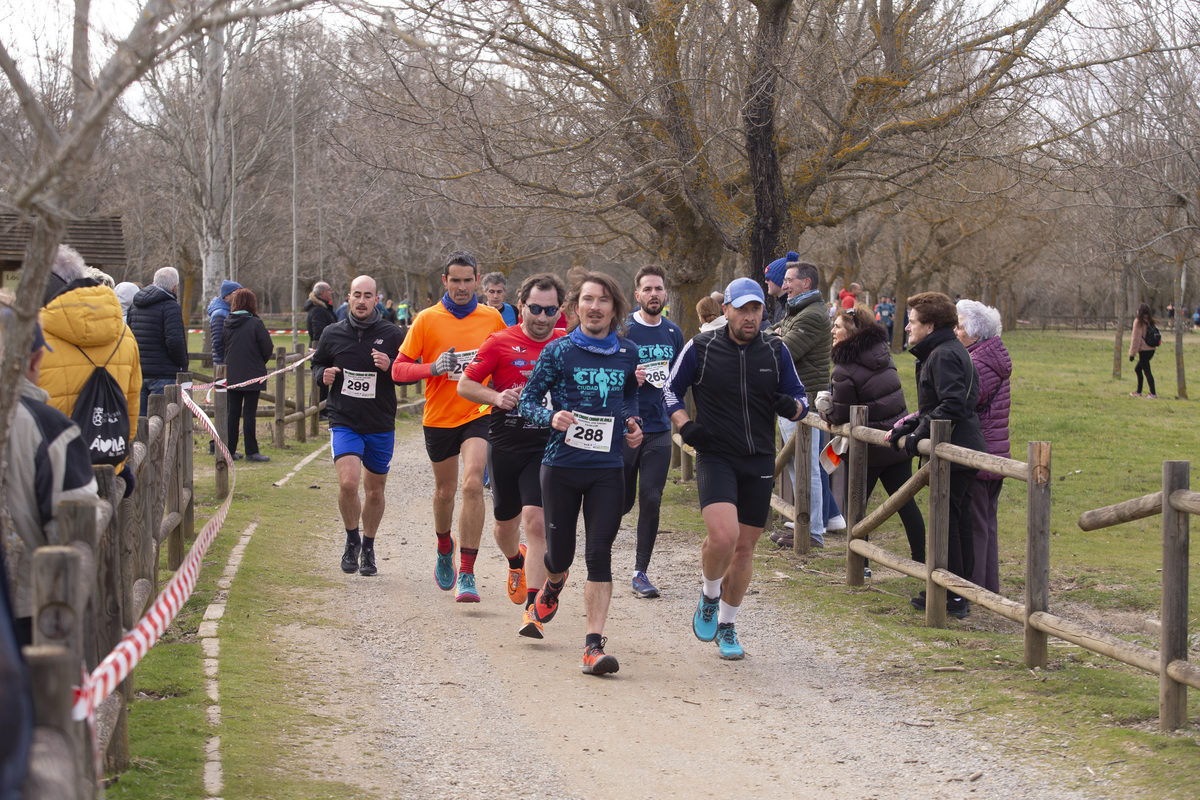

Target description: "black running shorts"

left=423, top=416, right=490, bottom=464
left=695, top=452, right=776, bottom=529
left=487, top=444, right=544, bottom=521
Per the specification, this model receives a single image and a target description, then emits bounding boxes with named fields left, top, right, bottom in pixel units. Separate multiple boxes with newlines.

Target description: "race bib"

left=448, top=349, right=478, bottom=382
left=342, top=369, right=377, bottom=399
left=566, top=412, right=616, bottom=452
left=542, top=391, right=553, bottom=410
left=643, top=360, right=670, bottom=389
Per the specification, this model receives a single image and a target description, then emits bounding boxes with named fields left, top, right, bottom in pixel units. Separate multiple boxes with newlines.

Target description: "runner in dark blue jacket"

left=621, top=265, right=685, bottom=599
left=664, top=277, right=809, bottom=661
left=516, top=273, right=642, bottom=676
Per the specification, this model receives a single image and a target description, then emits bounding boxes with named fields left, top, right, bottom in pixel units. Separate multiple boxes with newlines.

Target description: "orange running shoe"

left=582, top=637, right=619, bottom=675
left=507, top=543, right=528, bottom=605
left=533, top=570, right=567, bottom=623
left=518, top=606, right=543, bottom=639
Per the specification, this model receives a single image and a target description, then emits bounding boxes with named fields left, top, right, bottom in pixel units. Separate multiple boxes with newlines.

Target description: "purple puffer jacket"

left=967, top=335, right=1011, bottom=481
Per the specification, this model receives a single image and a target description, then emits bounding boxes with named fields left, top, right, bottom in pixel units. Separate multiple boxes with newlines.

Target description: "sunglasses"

left=526, top=304, right=559, bottom=317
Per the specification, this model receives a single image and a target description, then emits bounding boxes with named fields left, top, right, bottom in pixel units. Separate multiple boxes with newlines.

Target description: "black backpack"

left=1145, top=323, right=1162, bottom=348
left=71, top=329, right=131, bottom=466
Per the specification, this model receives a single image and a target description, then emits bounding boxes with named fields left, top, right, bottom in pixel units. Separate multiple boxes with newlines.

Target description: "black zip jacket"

left=312, top=316, right=405, bottom=434
left=664, top=327, right=807, bottom=457
left=906, top=326, right=987, bottom=468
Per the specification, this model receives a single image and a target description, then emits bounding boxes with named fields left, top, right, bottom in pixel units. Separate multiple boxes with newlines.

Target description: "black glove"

left=679, top=420, right=713, bottom=452
left=119, top=465, right=136, bottom=499
left=1129, top=355, right=1135, bottom=362
left=887, top=414, right=920, bottom=450
left=904, top=434, right=922, bottom=457
left=771, top=393, right=799, bottom=420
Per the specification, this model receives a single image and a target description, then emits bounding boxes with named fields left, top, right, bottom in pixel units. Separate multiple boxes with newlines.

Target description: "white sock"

left=702, top=575, right=723, bottom=599
left=718, top=600, right=740, bottom=625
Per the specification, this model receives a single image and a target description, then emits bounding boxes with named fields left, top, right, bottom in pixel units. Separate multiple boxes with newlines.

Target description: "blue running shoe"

left=455, top=572, right=480, bottom=603
left=692, top=591, right=720, bottom=642
left=631, top=571, right=659, bottom=599
left=435, top=536, right=456, bottom=591
left=715, top=623, right=744, bottom=660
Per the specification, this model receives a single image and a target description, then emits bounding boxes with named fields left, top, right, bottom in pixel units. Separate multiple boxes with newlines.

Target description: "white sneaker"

left=784, top=521, right=795, bottom=530
left=827, top=515, right=847, bottom=531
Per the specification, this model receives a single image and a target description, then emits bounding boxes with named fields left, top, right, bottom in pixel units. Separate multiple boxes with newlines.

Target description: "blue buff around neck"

left=441, top=292, right=478, bottom=319
left=569, top=326, right=619, bottom=355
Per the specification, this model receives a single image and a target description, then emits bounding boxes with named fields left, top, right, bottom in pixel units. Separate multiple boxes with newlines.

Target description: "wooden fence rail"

left=673, top=405, right=1197, bottom=731
left=22, top=380, right=194, bottom=797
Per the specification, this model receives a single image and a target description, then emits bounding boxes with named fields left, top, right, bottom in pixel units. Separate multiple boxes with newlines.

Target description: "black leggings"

left=866, top=460, right=927, bottom=563
left=947, top=468, right=977, bottom=600
left=540, top=465, right=624, bottom=582
left=227, top=389, right=261, bottom=456
left=1135, top=351, right=1156, bottom=395
left=622, top=430, right=672, bottom=573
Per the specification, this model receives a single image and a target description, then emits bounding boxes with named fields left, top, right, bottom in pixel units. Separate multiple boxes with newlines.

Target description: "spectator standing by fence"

left=38, top=246, right=141, bottom=475
left=956, top=300, right=1011, bottom=595
left=1129, top=302, right=1159, bottom=399
left=206, top=279, right=242, bottom=366
left=128, top=267, right=188, bottom=416
left=306, top=281, right=338, bottom=419
left=223, top=289, right=274, bottom=463
left=819, top=304, right=925, bottom=564
left=0, top=303, right=99, bottom=646
left=889, top=291, right=986, bottom=619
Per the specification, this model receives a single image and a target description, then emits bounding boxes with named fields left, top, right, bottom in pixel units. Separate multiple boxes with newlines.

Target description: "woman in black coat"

left=819, top=305, right=926, bottom=564
left=222, top=289, right=274, bottom=462
left=887, top=292, right=987, bottom=619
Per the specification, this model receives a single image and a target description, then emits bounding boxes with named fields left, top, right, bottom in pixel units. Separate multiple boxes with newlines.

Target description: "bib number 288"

left=565, top=412, right=615, bottom=452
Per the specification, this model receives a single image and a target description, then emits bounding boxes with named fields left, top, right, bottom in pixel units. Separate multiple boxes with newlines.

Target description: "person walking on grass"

left=222, top=288, right=273, bottom=463
left=665, top=277, right=809, bottom=661
left=313, top=276, right=405, bottom=577
left=391, top=251, right=506, bottom=602
left=457, top=273, right=567, bottom=637
left=1129, top=302, right=1159, bottom=399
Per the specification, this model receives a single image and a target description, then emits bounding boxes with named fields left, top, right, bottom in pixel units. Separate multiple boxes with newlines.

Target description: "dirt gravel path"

left=272, top=426, right=1100, bottom=799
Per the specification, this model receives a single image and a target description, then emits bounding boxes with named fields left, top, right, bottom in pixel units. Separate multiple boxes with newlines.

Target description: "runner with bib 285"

left=517, top=272, right=642, bottom=675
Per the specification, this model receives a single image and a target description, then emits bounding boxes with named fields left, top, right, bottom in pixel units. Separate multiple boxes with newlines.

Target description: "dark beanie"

left=764, top=251, right=798, bottom=288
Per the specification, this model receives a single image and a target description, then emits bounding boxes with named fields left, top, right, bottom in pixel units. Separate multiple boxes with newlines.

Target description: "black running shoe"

left=359, top=547, right=377, bottom=577
left=341, top=541, right=360, bottom=574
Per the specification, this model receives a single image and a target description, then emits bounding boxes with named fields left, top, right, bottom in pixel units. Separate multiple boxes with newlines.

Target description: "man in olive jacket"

left=773, top=260, right=833, bottom=546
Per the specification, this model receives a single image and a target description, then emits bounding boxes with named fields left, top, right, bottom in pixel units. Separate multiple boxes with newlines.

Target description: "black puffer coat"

left=223, top=311, right=274, bottom=390
left=305, top=293, right=337, bottom=345
left=127, top=285, right=188, bottom=379
left=824, top=322, right=909, bottom=467
left=907, top=326, right=987, bottom=469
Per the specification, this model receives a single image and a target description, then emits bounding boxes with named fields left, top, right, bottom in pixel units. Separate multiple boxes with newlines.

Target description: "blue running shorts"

left=331, top=427, right=395, bottom=475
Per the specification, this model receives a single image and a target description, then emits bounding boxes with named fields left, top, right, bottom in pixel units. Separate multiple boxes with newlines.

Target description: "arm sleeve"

left=663, top=339, right=697, bottom=416
left=211, top=315, right=225, bottom=364
left=166, top=305, right=189, bottom=371
left=391, top=353, right=435, bottom=382
left=910, top=352, right=973, bottom=440
left=780, top=321, right=818, bottom=364
left=778, top=350, right=810, bottom=418
left=312, top=328, right=332, bottom=384
left=517, top=349, right=555, bottom=428
left=257, top=321, right=274, bottom=363
left=622, top=361, right=640, bottom=421
left=462, top=336, right=500, bottom=384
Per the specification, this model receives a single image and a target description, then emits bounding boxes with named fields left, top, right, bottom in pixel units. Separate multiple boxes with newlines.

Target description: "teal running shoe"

left=455, top=572, right=480, bottom=603
left=692, top=591, right=720, bottom=642
left=715, top=623, right=744, bottom=660
left=435, top=536, right=456, bottom=590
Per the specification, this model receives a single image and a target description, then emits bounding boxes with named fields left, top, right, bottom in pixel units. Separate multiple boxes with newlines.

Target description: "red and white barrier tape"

left=73, top=391, right=236, bottom=735
left=191, top=349, right=316, bottom=393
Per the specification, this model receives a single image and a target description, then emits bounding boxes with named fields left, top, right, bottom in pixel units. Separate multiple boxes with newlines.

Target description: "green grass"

left=113, top=330, right=1199, bottom=797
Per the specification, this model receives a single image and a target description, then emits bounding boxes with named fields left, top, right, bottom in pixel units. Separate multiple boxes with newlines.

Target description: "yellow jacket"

left=39, top=282, right=142, bottom=468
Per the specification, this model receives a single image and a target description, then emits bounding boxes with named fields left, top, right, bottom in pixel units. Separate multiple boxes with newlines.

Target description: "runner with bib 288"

left=517, top=272, right=642, bottom=675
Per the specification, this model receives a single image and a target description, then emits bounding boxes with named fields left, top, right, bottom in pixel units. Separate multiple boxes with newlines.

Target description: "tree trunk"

left=1113, top=253, right=1129, bottom=379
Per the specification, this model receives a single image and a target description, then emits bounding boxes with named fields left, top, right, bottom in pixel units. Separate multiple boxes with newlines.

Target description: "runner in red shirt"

left=458, top=273, right=566, bottom=635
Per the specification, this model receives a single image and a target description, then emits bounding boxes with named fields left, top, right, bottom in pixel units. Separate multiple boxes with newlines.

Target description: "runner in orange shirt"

left=392, top=251, right=506, bottom=602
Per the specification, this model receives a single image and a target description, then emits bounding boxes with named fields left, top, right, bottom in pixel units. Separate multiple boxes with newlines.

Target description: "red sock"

left=436, top=532, right=453, bottom=555
left=460, top=547, right=479, bottom=575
